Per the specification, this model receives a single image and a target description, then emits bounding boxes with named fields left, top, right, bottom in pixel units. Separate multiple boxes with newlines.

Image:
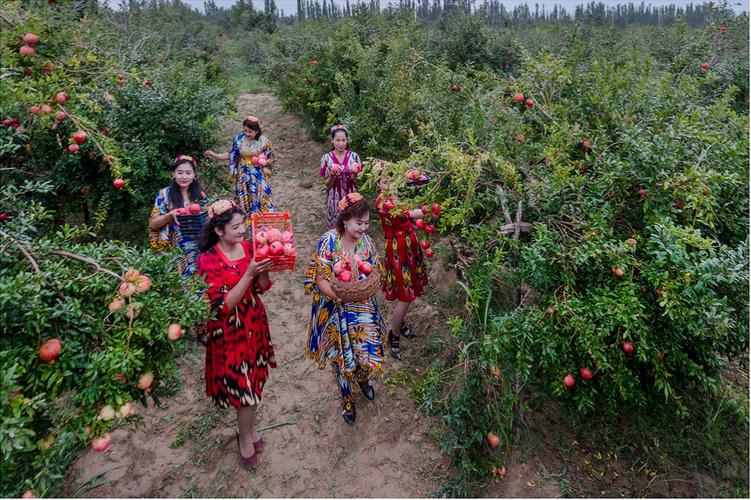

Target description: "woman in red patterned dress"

left=196, top=199, right=275, bottom=469
left=375, top=175, right=429, bottom=359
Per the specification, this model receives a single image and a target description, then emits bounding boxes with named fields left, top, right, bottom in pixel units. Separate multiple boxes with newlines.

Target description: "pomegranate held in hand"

left=255, top=244, right=269, bottom=260
left=39, top=339, right=62, bottom=363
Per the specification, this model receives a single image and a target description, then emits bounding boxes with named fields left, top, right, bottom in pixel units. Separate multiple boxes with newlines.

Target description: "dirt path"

left=64, top=93, right=452, bottom=498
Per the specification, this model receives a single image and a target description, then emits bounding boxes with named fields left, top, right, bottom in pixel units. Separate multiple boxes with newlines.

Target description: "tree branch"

left=51, top=251, right=123, bottom=281
left=0, top=229, right=40, bottom=273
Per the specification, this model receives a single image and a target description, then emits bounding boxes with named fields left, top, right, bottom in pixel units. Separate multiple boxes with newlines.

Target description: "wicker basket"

left=251, top=212, right=296, bottom=272
left=331, top=266, right=382, bottom=303
left=176, top=211, right=208, bottom=240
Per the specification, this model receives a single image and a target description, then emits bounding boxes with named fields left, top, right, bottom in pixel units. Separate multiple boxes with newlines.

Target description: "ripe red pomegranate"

left=112, top=179, right=125, bottom=189
left=283, top=243, right=296, bottom=256
left=612, top=267, right=624, bottom=277
left=582, top=138, right=591, bottom=150
left=414, top=218, right=426, bottom=230
left=563, top=372, right=575, bottom=390
left=358, top=261, right=372, bottom=275
left=514, top=92, right=524, bottom=104
left=622, top=342, right=634, bottom=356
left=168, top=324, right=183, bottom=341
left=188, top=203, right=201, bottom=214
left=431, top=203, right=442, bottom=217
left=255, top=244, right=269, bottom=259
left=626, top=237, right=637, bottom=245
left=515, top=133, right=525, bottom=142
left=137, top=371, right=154, bottom=390
left=43, top=64, right=54, bottom=74
left=424, top=248, right=434, bottom=258
left=281, top=230, right=294, bottom=243
left=425, top=224, right=436, bottom=235
left=23, top=33, right=39, bottom=45
left=108, top=298, right=124, bottom=313
left=39, top=339, right=62, bottom=363
left=406, top=169, right=422, bottom=181
left=134, top=275, right=151, bottom=293
left=22, top=490, right=37, bottom=498
left=450, top=83, right=460, bottom=93
left=486, top=431, right=500, bottom=448
left=267, top=228, right=282, bottom=243
left=175, top=208, right=188, bottom=215
left=55, top=92, right=68, bottom=104
left=113, top=373, right=127, bottom=383
left=19, top=45, right=35, bottom=57
left=3, top=119, right=13, bottom=127
left=338, top=270, right=352, bottom=282
left=30, top=105, right=41, bottom=114
left=719, top=25, right=726, bottom=34
left=420, top=240, right=430, bottom=249
left=102, top=127, right=110, bottom=136
left=525, top=98, right=534, bottom=108
left=72, top=131, right=87, bottom=144
left=91, top=433, right=112, bottom=452
left=310, top=59, right=318, bottom=65
left=118, top=281, right=135, bottom=297
left=580, top=368, right=593, bottom=381
left=68, top=144, right=79, bottom=154
left=269, top=241, right=284, bottom=256
left=41, top=105, right=53, bottom=114
left=255, top=230, right=268, bottom=246
left=700, top=62, right=709, bottom=71
left=55, top=110, right=67, bottom=121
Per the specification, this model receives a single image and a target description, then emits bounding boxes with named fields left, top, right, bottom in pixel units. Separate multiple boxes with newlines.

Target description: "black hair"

left=168, top=159, right=205, bottom=210
left=242, top=119, right=262, bottom=140
left=199, top=207, right=245, bottom=253
left=335, top=198, right=369, bottom=235
left=329, top=127, right=349, bottom=151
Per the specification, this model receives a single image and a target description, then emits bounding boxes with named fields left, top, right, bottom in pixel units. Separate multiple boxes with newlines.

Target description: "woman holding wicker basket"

left=304, top=192, right=387, bottom=426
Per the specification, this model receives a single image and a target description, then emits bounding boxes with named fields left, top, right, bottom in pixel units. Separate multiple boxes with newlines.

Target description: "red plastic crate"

left=251, top=212, right=296, bottom=272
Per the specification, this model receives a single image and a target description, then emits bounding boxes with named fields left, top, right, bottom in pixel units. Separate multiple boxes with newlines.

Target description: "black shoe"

left=358, top=380, right=375, bottom=401
left=401, top=323, right=416, bottom=339
left=388, top=330, right=402, bottom=360
left=342, top=400, right=356, bottom=425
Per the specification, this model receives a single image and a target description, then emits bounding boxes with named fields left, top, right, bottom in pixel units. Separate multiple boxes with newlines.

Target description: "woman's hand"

left=315, top=276, right=340, bottom=301
left=246, top=258, right=273, bottom=279
left=169, top=209, right=182, bottom=226
left=203, top=150, right=230, bottom=161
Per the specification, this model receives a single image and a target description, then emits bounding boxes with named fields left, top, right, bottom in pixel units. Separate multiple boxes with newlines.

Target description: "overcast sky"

left=178, top=0, right=748, bottom=14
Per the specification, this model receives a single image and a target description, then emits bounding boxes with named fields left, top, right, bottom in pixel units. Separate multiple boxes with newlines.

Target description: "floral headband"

left=330, top=124, right=348, bottom=135
left=174, top=155, right=196, bottom=167
left=207, top=199, right=236, bottom=220
left=338, top=192, right=364, bottom=213
left=244, top=115, right=261, bottom=125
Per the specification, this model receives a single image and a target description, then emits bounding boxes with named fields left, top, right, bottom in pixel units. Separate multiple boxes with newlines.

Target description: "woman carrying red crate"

left=304, top=192, right=387, bottom=425
left=196, top=199, right=275, bottom=469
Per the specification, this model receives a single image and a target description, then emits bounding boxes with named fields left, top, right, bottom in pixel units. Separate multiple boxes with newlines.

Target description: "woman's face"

left=343, top=212, right=369, bottom=240
left=173, top=162, right=196, bottom=188
left=243, top=124, right=258, bottom=139
left=216, top=213, right=246, bottom=245
left=332, top=131, right=348, bottom=152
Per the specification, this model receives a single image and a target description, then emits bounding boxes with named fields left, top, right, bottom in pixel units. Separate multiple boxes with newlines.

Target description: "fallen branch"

left=257, top=420, right=297, bottom=432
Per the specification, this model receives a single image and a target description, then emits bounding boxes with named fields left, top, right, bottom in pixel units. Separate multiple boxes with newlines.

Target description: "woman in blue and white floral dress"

left=204, top=115, right=275, bottom=231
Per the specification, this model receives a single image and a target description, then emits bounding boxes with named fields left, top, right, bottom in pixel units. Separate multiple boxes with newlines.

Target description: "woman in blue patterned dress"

left=203, top=115, right=275, bottom=231
left=304, top=193, right=387, bottom=426
left=148, top=155, right=208, bottom=276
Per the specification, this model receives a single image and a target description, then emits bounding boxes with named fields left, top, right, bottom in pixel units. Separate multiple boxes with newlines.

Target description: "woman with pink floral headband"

left=196, top=199, right=275, bottom=469
left=319, top=124, right=361, bottom=229
left=148, top=155, right=208, bottom=276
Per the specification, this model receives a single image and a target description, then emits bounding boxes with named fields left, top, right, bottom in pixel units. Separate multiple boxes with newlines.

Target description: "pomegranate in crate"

left=252, top=213, right=296, bottom=272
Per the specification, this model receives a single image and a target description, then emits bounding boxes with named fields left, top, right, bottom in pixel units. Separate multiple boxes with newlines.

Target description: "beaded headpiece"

left=338, top=192, right=364, bottom=213
left=330, top=124, right=348, bottom=135
left=174, top=154, right=196, bottom=167
left=207, top=199, right=236, bottom=220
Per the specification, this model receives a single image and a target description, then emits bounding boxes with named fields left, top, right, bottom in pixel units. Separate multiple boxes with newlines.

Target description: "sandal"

left=388, top=330, right=402, bottom=360
left=235, top=429, right=257, bottom=469
left=357, top=379, right=375, bottom=401
left=342, top=400, right=356, bottom=426
left=401, top=323, right=416, bottom=339
left=236, top=427, right=265, bottom=454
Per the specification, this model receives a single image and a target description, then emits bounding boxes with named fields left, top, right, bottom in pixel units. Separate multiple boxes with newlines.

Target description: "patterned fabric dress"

left=304, top=230, right=387, bottom=400
left=229, top=133, right=275, bottom=230
left=148, top=186, right=208, bottom=276
left=376, top=194, right=429, bottom=302
left=319, top=150, right=360, bottom=229
left=196, top=240, right=277, bottom=409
